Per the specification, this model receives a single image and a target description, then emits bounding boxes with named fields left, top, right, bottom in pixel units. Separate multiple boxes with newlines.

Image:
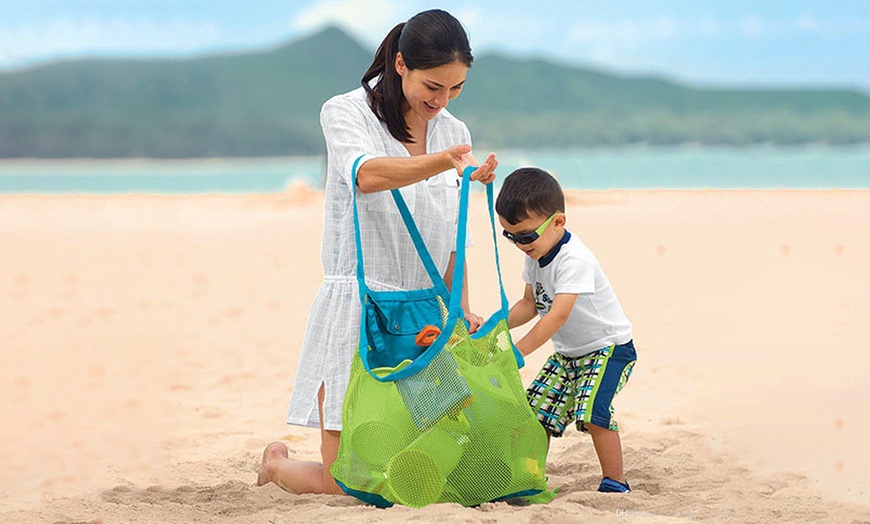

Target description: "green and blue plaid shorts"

left=526, top=340, right=636, bottom=436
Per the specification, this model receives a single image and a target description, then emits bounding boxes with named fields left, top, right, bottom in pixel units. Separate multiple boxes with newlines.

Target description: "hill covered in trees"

left=1, top=26, right=868, bottom=158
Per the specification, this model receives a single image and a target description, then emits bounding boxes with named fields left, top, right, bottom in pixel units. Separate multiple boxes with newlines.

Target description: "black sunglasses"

left=502, top=212, right=557, bottom=245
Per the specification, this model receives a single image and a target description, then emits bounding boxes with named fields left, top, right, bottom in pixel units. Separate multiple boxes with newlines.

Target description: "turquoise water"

left=1, top=146, right=868, bottom=194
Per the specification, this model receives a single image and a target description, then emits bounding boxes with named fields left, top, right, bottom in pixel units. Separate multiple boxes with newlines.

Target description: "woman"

left=258, top=9, right=496, bottom=495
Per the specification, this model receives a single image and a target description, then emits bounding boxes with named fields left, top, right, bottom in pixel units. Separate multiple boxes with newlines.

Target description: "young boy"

left=495, top=167, right=637, bottom=493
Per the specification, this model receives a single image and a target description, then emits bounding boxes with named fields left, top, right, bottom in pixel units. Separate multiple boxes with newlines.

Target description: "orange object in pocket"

left=415, top=325, right=441, bottom=347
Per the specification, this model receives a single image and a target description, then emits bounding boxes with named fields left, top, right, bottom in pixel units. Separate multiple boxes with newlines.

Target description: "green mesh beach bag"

left=331, top=160, right=553, bottom=508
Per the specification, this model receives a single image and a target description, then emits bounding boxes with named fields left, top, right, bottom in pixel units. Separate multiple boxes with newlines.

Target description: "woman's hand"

left=443, top=145, right=498, bottom=185
left=465, top=152, right=497, bottom=185
left=465, top=311, right=484, bottom=334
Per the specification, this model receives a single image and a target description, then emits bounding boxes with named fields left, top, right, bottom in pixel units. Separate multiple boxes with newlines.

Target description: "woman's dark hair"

left=362, top=9, right=473, bottom=143
left=496, top=167, right=565, bottom=225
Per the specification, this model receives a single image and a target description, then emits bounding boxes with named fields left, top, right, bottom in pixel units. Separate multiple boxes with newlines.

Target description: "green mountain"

left=453, top=55, right=870, bottom=147
left=1, top=26, right=869, bottom=158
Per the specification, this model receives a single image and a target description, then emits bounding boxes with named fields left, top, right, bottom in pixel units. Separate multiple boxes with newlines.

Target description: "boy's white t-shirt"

left=522, top=231, right=633, bottom=358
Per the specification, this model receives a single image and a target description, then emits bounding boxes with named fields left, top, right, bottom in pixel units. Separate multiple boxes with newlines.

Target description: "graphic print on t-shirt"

left=535, top=282, right=553, bottom=312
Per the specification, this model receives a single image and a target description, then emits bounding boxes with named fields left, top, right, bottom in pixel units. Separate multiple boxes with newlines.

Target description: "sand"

left=1, top=184, right=869, bottom=523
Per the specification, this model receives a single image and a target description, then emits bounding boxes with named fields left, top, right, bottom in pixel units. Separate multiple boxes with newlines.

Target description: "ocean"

left=1, top=146, right=869, bottom=194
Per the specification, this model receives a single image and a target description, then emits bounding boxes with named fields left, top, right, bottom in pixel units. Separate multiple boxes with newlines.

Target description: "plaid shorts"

left=526, top=340, right=636, bottom=437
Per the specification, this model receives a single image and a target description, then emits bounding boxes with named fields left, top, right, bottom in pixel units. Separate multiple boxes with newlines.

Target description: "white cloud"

left=453, top=7, right=553, bottom=60
left=796, top=14, right=820, bottom=32
left=567, top=17, right=681, bottom=45
left=0, top=18, right=222, bottom=68
left=561, top=17, right=685, bottom=70
left=739, top=16, right=765, bottom=39
left=292, top=0, right=402, bottom=46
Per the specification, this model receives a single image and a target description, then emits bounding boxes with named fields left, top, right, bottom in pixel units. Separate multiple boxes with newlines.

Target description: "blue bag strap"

left=352, top=157, right=523, bottom=379
left=486, top=181, right=511, bottom=314
left=389, top=188, right=451, bottom=297
left=351, top=155, right=449, bottom=298
left=450, top=166, right=524, bottom=367
left=485, top=179, right=524, bottom=367
left=350, top=155, right=368, bottom=301
left=448, top=167, right=511, bottom=315
left=447, top=166, right=474, bottom=316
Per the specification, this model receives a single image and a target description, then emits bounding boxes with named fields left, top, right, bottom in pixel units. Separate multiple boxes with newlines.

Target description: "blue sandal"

left=598, top=477, right=631, bottom=493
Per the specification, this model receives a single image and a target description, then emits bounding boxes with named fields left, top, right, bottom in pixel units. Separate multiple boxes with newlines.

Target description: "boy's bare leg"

left=257, top=385, right=344, bottom=495
left=586, top=423, right=625, bottom=483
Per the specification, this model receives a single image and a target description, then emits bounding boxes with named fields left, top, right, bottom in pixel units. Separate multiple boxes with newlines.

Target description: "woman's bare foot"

left=257, top=441, right=290, bottom=487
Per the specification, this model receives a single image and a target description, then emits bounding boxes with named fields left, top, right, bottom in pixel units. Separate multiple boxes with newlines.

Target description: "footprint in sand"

left=40, top=474, right=78, bottom=491
left=101, top=481, right=290, bottom=514
left=121, top=399, right=141, bottom=410
left=834, top=461, right=845, bottom=473
left=201, top=407, right=225, bottom=419
left=95, top=307, right=116, bottom=319
left=87, top=367, right=106, bottom=391
left=226, top=307, right=247, bottom=318
left=12, top=273, right=31, bottom=299
left=61, top=274, right=80, bottom=300
left=834, top=417, right=845, bottom=430
left=655, top=244, right=667, bottom=256
left=190, top=273, right=210, bottom=299
left=218, top=372, right=256, bottom=386
left=47, top=411, right=67, bottom=422
left=757, top=479, right=789, bottom=497
left=12, top=377, right=32, bottom=402
left=780, top=244, right=791, bottom=256
left=833, top=244, right=845, bottom=256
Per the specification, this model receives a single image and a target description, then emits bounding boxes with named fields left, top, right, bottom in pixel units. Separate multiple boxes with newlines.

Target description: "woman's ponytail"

left=362, top=23, right=411, bottom=143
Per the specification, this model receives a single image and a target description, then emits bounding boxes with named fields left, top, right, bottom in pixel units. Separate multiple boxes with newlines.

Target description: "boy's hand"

left=465, top=311, right=484, bottom=334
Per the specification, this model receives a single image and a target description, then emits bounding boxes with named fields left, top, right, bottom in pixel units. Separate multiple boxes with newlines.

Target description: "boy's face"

left=499, top=211, right=566, bottom=260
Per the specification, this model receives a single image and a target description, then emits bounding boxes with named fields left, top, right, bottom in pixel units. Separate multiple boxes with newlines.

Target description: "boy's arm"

left=508, top=284, right=537, bottom=329
left=514, top=293, right=579, bottom=356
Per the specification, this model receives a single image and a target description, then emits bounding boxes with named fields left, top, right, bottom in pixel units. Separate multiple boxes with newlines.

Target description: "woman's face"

left=395, top=53, right=468, bottom=123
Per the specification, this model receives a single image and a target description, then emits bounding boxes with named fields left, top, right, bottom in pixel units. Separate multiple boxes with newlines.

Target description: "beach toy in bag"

left=331, top=159, right=553, bottom=507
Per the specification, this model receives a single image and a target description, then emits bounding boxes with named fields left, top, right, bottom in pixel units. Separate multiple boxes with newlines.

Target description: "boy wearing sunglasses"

left=495, top=167, right=636, bottom=494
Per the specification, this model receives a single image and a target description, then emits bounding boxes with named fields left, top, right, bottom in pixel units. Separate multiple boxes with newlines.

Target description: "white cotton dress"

left=286, top=86, right=472, bottom=431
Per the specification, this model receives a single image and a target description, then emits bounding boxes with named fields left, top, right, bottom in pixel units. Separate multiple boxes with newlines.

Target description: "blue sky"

left=2, top=0, right=869, bottom=91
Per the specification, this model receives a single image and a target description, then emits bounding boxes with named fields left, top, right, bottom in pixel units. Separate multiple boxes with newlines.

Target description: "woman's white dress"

left=286, top=87, right=472, bottom=430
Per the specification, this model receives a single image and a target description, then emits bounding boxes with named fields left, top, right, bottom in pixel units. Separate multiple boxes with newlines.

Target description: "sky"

left=1, top=0, right=869, bottom=92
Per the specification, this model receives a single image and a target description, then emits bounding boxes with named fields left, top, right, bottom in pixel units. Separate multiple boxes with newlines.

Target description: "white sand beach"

left=1, top=186, right=869, bottom=523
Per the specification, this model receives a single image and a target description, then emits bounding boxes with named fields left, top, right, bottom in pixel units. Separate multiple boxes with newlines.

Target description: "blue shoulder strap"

left=447, top=167, right=511, bottom=317
left=351, top=156, right=449, bottom=298
left=486, top=180, right=512, bottom=314
left=351, top=156, right=510, bottom=319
